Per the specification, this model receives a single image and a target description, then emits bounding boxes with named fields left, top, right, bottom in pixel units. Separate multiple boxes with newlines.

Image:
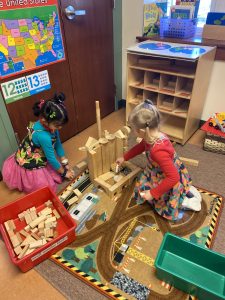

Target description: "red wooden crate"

left=0, top=186, right=76, bottom=272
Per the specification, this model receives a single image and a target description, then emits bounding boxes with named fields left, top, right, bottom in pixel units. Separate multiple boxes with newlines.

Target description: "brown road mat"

left=49, top=169, right=224, bottom=300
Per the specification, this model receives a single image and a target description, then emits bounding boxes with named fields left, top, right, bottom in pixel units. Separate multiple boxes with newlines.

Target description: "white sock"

left=182, top=196, right=201, bottom=212
left=189, top=185, right=202, bottom=202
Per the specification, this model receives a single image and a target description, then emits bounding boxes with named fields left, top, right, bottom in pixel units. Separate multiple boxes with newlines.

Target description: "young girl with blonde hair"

left=117, top=99, right=201, bottom=221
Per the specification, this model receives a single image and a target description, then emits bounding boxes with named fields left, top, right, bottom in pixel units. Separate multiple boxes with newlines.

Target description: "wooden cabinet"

left=126, top=42, right=216, bottom=144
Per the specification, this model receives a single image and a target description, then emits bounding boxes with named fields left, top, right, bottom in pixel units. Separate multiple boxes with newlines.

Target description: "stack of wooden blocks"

left=4, top=201, right=60, bottom=260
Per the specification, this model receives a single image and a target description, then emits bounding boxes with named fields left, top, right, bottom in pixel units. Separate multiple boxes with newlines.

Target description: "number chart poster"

left=0, top=0, right=65, bottom=79
left=1, top=70, right=51, bottom=103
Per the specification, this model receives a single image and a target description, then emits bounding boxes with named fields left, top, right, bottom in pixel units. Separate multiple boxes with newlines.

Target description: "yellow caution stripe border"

left=51, top=255, right=127, bottom=300
left=197, top=189, right=224, bottom=248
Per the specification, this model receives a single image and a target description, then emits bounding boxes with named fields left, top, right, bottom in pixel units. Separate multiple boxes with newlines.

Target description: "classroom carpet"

left=35, top=143, right=225, bottom=300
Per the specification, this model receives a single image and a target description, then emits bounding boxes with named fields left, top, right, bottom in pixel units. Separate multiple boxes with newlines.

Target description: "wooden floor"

left=0, top=108, right=205, bottom=300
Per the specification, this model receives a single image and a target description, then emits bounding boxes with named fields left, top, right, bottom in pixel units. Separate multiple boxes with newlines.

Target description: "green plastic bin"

left=155, top=233, right=225, bottom=300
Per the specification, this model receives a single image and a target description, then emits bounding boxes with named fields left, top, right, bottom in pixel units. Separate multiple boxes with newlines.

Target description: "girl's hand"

left=140, top=190, right=153, bottom=201
left=61, top=157, right=68, bottom=166
left=65, top=169, right=75, bottom=180
left=116, top=157, right=124, bottom=166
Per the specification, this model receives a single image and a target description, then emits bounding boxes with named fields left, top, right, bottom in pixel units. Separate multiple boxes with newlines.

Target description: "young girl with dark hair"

left=116, top=99, right=202, bottom=221
left=2, top=93, right=74, bottom=194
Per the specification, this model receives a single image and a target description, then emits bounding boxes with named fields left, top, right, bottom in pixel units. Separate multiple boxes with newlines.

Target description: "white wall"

left=202, top=61, right=225, bottom=119
left=211, top=0, right=225, bottom=12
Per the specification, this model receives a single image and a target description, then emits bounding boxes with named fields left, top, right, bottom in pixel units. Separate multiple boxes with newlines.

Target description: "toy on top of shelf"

left=208, top=112, right=225, bottom=133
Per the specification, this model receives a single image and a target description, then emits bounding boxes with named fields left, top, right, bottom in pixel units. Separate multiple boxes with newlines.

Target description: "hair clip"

left=38, top=99, right=45, bottom=109
left=144, top=99, right=152, bottom=105
left=49, top=111, right=56, bottom=119
left=143, top=99, right=153, bottom=109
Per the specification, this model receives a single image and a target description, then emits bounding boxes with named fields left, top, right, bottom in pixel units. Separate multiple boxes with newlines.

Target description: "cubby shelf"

left=126, top=46, right=216, bottom=144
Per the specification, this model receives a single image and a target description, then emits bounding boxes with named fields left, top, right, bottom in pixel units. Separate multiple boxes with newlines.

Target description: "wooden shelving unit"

left=126, top=44, right=216, bottom=144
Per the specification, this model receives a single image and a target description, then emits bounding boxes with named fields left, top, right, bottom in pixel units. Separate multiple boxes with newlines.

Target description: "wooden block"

left=10, top=235, right=20, bottom=248
left=45, top=217, right=56, bottom=225
left=52, top=209, right=60, bottom=219
left=14, top=245, right=23, bottom=256
left=30, top=211, right=38, bottom=221
left=31, top=232, right=40, bottom=240
left=21, top=235, right=36, bottom=247
left=107, top=134, right=116, bottom=165
left=104, top=130, right=109, bottom=137
left=73, top=189, right=82, bottom=198
left=76, top=161, right=88, bottom=170
left=60, top=189, right=72, bottom=201
left=95, top=101, right=102, bottom=139
left=45, top=222, right=53, bottom=228
left=67, top=196, right=78, bottom=206
left=65, top=186, right=73, bottom=192
left=29, top=240, right=43, bottom=249
left=18, top=213, right=25, bottom=221
left=100, top=140, right=110, bottom=173
left=94, top=178, right=111, bottom=190
left=24, top=213, right=32, bottom=225
left=85, top=137, right=98, bottom=149
left=179, top=157, right=199, bottom=167
left=87, top=149, right=98, bottom=181
left=44, top=228, right=54, bottom=238
left=4, top=220, right=16, bottom=231
left=39, top=207, right=52, bottom=216
left=99, top=172, right=114, bottom=181
left=18, top=245, right=29, bottom=259
left=7, top=230, right=15, bottom=237
left=115, top=136, right=124, bottom=158
left=114, top=130, right=126, bottom=139
left=38, top=222, right=44, bottom=230
left=25, top=248, right=35, bottom=255
left=29, top=215, right=47, bottom=229
left=20, top=229, right=29, bottom=237
left=16, top=232, right=23, bottom=244
left=45, top=200, right=52, bottom=207
left=31, top=228, right=38, bottom=233
left=24, top=225, right=30, bottom=232
left=95, top=145, right=103, bottom=177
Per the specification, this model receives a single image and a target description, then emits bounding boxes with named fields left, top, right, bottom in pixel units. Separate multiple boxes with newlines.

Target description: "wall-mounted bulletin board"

left=0, top=0, right=65, bottom=79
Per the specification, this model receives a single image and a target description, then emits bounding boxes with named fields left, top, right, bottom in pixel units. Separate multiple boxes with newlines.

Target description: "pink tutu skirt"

left=2, top=154, right=62, bottom=194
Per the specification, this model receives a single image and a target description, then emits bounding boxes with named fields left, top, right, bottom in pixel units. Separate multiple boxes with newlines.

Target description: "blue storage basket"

left=160, top=17, right=196, bottom=39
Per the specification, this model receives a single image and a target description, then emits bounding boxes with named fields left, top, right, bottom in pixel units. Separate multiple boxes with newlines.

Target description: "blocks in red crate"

left=0, top=186, right=76, bottom=272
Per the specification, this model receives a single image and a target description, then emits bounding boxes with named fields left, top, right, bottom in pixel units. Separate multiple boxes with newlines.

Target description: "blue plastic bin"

left=160, top=17, right=196, bottom=39
left=155, top=233, right=225, bottom=300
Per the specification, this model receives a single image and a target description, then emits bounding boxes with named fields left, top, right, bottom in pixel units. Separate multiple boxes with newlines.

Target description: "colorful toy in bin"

left=155, top=233, right=225, bottom=300
left=208, top=112, right=225, bottom=133
left=0, top=186, right=76, bottom=272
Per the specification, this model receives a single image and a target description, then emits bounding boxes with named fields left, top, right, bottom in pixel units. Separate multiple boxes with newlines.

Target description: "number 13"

left=28, top=75, right=40, bottom=88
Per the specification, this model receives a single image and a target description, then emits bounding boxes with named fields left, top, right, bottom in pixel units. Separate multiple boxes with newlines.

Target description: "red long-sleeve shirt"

left=123, top=138, right=180, bottom=199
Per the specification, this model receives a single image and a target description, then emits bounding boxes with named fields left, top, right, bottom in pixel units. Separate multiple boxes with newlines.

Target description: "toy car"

left=208, top=112, right=225, bottom=132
